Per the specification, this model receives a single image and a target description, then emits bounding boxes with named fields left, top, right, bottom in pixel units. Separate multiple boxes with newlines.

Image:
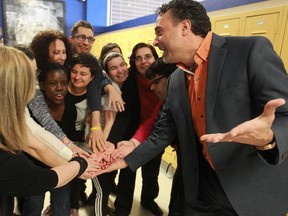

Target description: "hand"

left=106, top=85, right=125, bottom=112
left=200, top=98, right=285, bottom=147
left=88, top=129, right=107, bottom=153
left=112, top=140, right=136, bottom=159
left=89, top=142, right=115, bottom=169
left=97, top=158, right=128, bottom=176
left=69, top=143, right=90, bottom=158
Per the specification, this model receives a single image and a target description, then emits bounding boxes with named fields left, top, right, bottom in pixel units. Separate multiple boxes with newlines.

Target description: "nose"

left=56, top=83, right=63, bottom=90
left=60, top=53, right=66, bottom=60
left=153, top=37, right=159, bottom=46
left=150, top=84, right=156, bottom=92
left=83, top=38, right=89, bottom=45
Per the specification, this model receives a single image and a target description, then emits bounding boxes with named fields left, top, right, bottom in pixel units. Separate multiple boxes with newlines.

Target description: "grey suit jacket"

left=126, top=34, right=288, bottom=216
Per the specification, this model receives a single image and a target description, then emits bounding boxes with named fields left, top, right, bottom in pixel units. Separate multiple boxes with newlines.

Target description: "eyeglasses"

left=135, top=54, right=153, bottom=63
left=72, top=34, right=95, bottom=43
left=151, top=75, right=166, bottom=85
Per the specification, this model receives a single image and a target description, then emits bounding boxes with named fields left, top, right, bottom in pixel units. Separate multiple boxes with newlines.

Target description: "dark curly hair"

left=129, top=42, right=159, bottom=77
left=157, top=0, right=211, bottom=37
left=29, top=30, right=72, bottom=72
left=145, top=57, right=177, bottom=80
left=71, top=52, right=101, bottom=77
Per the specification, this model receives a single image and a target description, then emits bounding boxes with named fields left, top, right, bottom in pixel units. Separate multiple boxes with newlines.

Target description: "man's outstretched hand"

left=200, top=98, right=285, bottom=147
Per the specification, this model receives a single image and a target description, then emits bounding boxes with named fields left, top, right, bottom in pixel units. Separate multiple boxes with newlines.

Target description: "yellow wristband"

left=90, top=126, right=102, bottom=131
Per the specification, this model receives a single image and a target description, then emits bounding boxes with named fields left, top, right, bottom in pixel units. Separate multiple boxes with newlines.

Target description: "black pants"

left=168, top=167, right=184, bottom=216
left=0, top=196, right=14, bottom=216
left=140, top=151, right=163, bottom=205
left=94, top=167, right=136, bottom=216
left=190, top=147, right=238, bottom=216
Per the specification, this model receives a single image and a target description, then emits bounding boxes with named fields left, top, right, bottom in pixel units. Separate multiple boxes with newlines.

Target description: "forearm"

left=25, top=128, right=68, bottom=167
left=25, top=108, right=73, bottom=161
left=51, top=161, right=79, bottom=188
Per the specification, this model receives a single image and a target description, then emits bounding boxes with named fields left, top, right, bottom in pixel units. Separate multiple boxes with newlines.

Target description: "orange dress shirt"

left=177, top=31, right=214, bottom=168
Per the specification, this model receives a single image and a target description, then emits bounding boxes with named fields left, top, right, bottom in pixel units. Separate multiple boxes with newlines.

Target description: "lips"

left=55, top=94, right=64, bottom=101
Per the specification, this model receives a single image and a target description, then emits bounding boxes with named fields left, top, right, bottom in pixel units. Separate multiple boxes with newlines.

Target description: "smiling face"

left=48, top=39, right=67, bottom=66
left=153, top=11, right=184, bottom=64
left=70, top=64, right=93, bottom=91
left=106, top=56, right=128, bottom=87
left=135, top=47, right=155, bottom=77
left=41, top=69, right=67, bottom=105
left=69, top=26, right=94, bottom=54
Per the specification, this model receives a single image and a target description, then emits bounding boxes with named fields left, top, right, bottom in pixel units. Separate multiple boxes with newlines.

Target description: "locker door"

left=280, top=15, right=288, bottom=72
left=214, top=18, right=240, bottom=36
left=243, top=13, right=279, bottom=43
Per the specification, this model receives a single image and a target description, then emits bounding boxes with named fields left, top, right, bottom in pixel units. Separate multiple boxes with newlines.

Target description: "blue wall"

left=0, top=0, right=266, bottom=40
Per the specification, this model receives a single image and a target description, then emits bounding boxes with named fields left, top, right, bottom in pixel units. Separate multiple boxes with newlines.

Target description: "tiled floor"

left=14, top=160, right=175, bottom=216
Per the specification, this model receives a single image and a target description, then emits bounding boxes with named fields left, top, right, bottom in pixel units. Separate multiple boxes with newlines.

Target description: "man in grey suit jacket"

left=103, top=1, right=288, bottom=215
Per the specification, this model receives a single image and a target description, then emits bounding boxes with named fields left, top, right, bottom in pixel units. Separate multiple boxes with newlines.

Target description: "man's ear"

left=68, top=36, right=73, bottom=43
left=182, top=19, right=192, bottom=36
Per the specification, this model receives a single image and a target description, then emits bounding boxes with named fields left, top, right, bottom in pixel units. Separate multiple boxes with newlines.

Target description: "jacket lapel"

left=206, top=34, right=227, bottom=132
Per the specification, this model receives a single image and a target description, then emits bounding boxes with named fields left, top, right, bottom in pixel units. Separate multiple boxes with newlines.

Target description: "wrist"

left=256, top=135, right=276, bottom=151
left=69, top=157, right=88, bottom=178
left=130, top=140, right=137, bottom=148
left=90, top=126, right=102, bottom=132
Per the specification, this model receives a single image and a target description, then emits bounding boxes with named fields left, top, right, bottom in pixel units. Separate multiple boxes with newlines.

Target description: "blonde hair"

left=0, top=46, right=36, bottom=153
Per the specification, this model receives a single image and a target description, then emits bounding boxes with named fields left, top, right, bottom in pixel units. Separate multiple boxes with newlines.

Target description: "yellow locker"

left=243, top=12, right=280, bottom=44
left=280, top=8, right=288, bottom=71
left=214, top=18, right=241, bottom=36
left=162, top=146, right=177, bottom=169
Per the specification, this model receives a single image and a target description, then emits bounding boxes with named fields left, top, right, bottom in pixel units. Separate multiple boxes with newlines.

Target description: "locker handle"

left=251, top=31, right=267, bottom=35
left=219, top=33, right=231, bottom=36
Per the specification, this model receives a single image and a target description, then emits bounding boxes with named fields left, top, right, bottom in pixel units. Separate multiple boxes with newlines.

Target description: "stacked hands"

left=73, top=140, right=134, bottom=180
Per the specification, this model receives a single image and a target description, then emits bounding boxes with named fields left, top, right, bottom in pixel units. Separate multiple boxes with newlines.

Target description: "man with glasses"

left=69, top=20, right=95, bottom=54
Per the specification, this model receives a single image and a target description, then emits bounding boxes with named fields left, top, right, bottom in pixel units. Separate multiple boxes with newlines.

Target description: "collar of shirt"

left=176, top=31, right=213, bottom=76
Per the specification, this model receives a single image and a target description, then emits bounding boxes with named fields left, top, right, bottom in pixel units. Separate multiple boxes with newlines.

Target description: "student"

left=104, top=1, right=288, bottom=215
left=115, top=58, right=182, bottom=215
left=94, top=52, right=140, bottom=216
left=68, top=20, right=125, bottom=153
left=63, top=52, right=114, bottom=216
left=129, top=43, right=163, bottom=216
left=0, top=46, right=98, bottom=216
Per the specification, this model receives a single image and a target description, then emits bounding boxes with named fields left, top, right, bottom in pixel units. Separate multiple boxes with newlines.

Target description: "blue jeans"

left=50, top=183, right=71, bottom=216
left=22, top=184, right=71, bottom=216
left=22, top=194, right=45, bottom=216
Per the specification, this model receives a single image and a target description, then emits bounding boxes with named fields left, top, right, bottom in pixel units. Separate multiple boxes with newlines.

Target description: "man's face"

left=153, top=11, right=183, bottom=64
left=150, top=74, right=168, bottom=101
left=69, top=26, right=94, bottom=53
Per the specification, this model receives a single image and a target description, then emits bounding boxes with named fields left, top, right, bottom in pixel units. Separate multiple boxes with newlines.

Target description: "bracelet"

left=130, top=140, right=137, bottom=148
left=69, top=157, right=88, bottom=178
left=256, top=142, right=276, bottom=151
left=90, top=126, right=102, bottom=131
left=256, top=136, right=277, bottom=151
left=65, top=141, right=72, bottom=147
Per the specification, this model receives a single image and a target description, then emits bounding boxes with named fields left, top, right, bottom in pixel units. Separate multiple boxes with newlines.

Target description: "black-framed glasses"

left=72, top=34, right=95, bottom=43
left=151, top=75, right=166, bottom=85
